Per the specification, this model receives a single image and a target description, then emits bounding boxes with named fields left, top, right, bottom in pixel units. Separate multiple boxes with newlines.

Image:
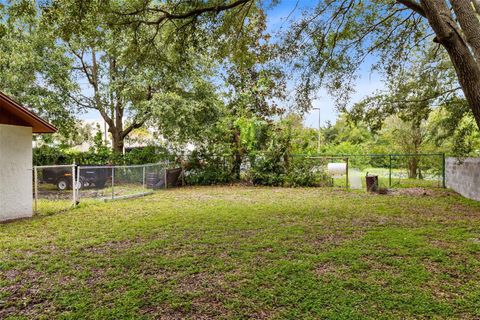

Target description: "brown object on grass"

left=365, top=174, right=378, bottom=192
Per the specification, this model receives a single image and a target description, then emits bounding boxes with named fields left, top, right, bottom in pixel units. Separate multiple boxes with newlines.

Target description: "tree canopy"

left=2, top=0, right=480, bottom=168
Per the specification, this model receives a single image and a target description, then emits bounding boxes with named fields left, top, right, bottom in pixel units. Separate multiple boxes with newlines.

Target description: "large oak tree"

left=40, top=0, right=258, bottom=153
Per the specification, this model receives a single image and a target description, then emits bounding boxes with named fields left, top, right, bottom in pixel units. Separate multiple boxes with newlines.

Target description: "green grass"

left=2, top=186, right=480, bottom=319
left=361, top=167, right=442, bottom=188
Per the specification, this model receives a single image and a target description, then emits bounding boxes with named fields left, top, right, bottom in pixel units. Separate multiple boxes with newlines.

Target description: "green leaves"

left=149, top=82, right=221, bottom=144
left=0, top=1, right=76, bottom=135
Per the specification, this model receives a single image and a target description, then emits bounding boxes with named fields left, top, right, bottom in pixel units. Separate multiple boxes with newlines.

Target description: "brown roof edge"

left=0, top=91, right=57, bottom=133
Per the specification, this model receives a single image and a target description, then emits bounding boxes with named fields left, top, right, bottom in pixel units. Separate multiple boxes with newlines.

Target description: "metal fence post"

left=76, top=166, right=81, bottom=203
left=389, top=155, right=392, bottom=188
left=164, top=168, right=168, bottom=189
left=34, top=166, right=38, bottom=214
left=442, top=153, right=446, bottom=188
left=111, top=166, right=115, bottom=200
left=72, top=162, right=76, bottom=207
left=143, top=166, right=146, bottom=189
left=345, top=157, right=349, bottom=191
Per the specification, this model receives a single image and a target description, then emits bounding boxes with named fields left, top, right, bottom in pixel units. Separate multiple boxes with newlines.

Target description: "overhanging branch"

left=117, top=0, right=252, bottom=26
left=396, top=0, right=426, bottom=17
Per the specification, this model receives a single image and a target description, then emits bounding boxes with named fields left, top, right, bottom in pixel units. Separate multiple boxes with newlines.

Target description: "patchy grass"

left=1, top=186, right=480, bottom=319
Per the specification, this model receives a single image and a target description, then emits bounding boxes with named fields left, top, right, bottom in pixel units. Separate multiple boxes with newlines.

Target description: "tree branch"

left=121, top=116, right=147, bottom=139
left=390, top=86, right=462, bottom=104
left=117, top=0, right=252, bottom=26
left=396, top=0, right=426, bottom=17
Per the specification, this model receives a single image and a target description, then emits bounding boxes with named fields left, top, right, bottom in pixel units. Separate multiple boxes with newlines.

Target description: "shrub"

left=183, top=152, right=233, bottom=185
left=284, top=158, right=322, bottom=187
left=123, top=146, right=174, bottom=165
left=33, top=145, right=174, bottom=166
left=248, top=150, right=286, bottom=186
left=33, top=145, right=113, bottom=166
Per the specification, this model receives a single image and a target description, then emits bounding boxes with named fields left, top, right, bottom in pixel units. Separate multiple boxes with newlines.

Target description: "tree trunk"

left=421, top=0, right=480, bottom=129
left=231, top=129, right=242, bottom=180
left=111, top=130, right=124, bottom=154
left=441, top=36, right=480, bottom=129
left=407, top=157, right=419, bottom=179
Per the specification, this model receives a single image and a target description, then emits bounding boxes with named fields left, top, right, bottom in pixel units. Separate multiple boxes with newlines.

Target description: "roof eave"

left=0, top=92, right=57, bottom=134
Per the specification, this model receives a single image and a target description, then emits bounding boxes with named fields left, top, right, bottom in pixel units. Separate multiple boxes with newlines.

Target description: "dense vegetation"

left=2, top=0, right=480, bottom=185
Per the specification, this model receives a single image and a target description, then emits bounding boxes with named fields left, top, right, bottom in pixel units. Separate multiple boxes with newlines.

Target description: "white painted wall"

left=0, top=124, right=33, bottom=221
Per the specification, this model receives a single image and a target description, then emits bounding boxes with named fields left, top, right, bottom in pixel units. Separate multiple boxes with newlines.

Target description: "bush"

left=33, top=145, right=114, bottom=166
left=33, top=145, right=72, bottom=166
left=248, top=154, right=337, bottom=187
left=284, top=158, right=324, bottom=187
left=248, top=150, right=286, bottom=186
left=183, top=152, right=233, bottom=185
left=33, top=145, right=174, bottom=166
left=123, top=146, right=175, bottom=165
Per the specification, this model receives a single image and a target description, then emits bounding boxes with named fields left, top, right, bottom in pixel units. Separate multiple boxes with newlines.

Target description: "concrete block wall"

left=445, top=157, right=480, bottom=201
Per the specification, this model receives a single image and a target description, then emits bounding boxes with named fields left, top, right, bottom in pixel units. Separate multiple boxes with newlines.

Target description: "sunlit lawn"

left=2, top=186, right=480, bottom=319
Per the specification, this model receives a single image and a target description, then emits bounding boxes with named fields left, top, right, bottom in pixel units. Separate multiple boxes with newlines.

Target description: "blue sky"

left=265, top=0, right=384, bottom=129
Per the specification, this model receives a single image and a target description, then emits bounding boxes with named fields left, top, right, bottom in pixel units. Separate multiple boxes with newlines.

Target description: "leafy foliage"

left=0, top=1, right=76, bottom=135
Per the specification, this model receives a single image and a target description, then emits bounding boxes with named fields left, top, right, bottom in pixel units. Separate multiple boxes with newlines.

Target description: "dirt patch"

left=0, top=268, right=57, bottom=318
left=389, top=188, right=452, bottom=197
left=81, top=237, right=145, bottom=255
left=140, top=271, right=234, bottom=319
left=37, top=189, right=73, bottom=200
left=314, top=262, right=347, bottom=277
left=422, top=259, right=466, bottom=301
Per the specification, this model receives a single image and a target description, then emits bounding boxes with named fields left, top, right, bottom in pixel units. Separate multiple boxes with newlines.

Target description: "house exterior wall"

left=0, top=124, right=33, bottom=221
left=445, top=157, right=480, bottom=201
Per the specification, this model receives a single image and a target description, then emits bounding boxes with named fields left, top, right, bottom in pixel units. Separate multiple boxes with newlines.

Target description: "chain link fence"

left=32, top=153, right=444, bottom=215
left=288, top=156, right=350, bottom=189
left=329, top=153, right=445, bottom=189
left=76, top=162, right=185, bottom=202
left=33, top=162, right=183, bottom=214
left=33, top=164, right=77, bottom=215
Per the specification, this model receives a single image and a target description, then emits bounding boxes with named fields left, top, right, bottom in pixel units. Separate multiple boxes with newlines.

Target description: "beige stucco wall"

left=0, top=124, right=33, bottom=221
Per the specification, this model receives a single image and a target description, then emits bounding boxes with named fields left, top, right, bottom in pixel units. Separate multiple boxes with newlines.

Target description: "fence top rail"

left=34, top=164, right=75, bottom=169
left=291, top=153, right=445, bottom=158
left=302, top=156, right=349, bottom=160
left=79, top=162, right=166, bottom=170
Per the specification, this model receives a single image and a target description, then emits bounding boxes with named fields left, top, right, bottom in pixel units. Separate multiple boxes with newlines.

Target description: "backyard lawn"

left=1, top=186, right=480, bottom=319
